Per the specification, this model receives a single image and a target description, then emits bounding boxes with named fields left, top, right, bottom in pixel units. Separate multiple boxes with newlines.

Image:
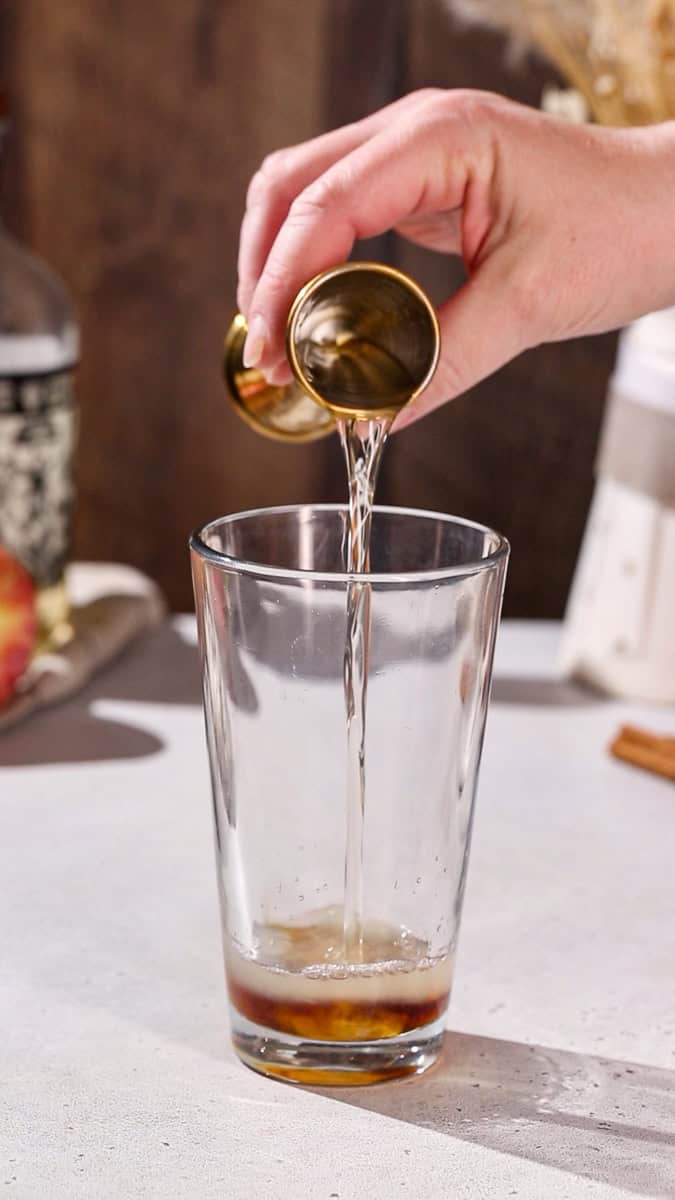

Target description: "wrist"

left=626, top=121, right=675, bottom=316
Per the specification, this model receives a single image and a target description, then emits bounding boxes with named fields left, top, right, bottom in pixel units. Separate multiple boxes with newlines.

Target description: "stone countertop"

left=2, top=619, right=674, bottom=1199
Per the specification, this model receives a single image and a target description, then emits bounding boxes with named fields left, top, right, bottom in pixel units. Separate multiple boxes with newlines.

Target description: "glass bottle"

left=0, top=95, right=79, bottom=647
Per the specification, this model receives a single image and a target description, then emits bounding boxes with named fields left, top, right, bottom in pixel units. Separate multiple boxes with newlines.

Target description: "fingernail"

left=243, top=315, right=268, bottom=368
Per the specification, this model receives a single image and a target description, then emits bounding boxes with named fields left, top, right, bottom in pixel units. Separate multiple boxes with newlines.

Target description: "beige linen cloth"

left=0, top=562, right=166, bottom=733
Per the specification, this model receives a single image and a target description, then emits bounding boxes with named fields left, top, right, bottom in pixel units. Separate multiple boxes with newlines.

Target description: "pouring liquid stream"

left=337, top=415, right=393, bottom=962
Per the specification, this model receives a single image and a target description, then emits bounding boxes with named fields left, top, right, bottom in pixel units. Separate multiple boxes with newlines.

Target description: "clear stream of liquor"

left=337, top=415, right=393, bottom=962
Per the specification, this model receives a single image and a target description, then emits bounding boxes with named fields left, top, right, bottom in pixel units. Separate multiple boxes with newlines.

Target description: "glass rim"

left=190, top=503, right=509, bottom=586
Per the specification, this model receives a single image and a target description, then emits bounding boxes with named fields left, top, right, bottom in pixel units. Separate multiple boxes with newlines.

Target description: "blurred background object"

left=0, top=86, right=79, bottom=649
left=0, top=0, right=623, bottom=617
left=453, top=0, right=675, bottom=125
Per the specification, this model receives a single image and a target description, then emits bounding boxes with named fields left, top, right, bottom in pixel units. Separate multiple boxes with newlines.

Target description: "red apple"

left=0, top=546, right=37, bottom=704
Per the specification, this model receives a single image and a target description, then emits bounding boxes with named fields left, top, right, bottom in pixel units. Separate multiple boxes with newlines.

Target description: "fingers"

left=237, top=123, right=372, bottom=317
left=237, top=90, right=445, bottom=316
left=243, top=108, right=478, bottom=371
left=393, top=244, right=534, bottom=430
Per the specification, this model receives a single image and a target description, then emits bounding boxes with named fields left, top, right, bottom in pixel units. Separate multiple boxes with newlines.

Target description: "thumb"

left=394, top=251, right=533, bottom=430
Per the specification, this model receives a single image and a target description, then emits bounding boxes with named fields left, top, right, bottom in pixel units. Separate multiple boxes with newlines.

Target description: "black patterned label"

left=0, top=368, right=77, bottom=586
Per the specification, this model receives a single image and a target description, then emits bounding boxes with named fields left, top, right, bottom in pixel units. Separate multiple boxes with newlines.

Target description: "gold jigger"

left=223, top=262, right=440, bottom=440
left=224, top=313, right=334, bottom=442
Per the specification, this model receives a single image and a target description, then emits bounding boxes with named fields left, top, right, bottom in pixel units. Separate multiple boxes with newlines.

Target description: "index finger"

left=243, top=107, right=473, bottom=371
left=237, top=91, right=442, bottom=317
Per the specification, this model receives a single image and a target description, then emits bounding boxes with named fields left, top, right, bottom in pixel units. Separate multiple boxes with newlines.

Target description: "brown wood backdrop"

left=0, top=0, right=617, bottom=615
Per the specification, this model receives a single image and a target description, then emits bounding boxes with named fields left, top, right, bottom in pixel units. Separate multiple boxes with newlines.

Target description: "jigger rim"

left=285, top=261, right=442, bottom=420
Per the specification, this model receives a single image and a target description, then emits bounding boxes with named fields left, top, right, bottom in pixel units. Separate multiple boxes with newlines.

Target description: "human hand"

left=237, top=89, right=675, bottom=426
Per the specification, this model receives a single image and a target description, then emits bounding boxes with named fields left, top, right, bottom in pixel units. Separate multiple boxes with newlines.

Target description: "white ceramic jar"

left=560, top=307, right=675, bottom=702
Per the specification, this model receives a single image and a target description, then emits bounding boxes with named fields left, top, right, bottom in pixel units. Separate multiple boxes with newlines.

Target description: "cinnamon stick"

left=609, top=725, right=675, bottom=782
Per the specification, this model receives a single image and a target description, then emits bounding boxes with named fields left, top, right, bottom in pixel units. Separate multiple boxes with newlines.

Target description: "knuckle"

left=288, top=174, right=344, bottom=223
left=432, top=88, right=498, bottom=129
left=407, top=86, right=447, bottom=107
left=246, top=148, right=291, bottom=204
left=260, top=148, right=288, bottom=177
left=394, top=89, right=490, bottom=147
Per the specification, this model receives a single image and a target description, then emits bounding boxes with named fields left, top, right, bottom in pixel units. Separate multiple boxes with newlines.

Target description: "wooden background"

left=0, top=0, right=618, bottom=615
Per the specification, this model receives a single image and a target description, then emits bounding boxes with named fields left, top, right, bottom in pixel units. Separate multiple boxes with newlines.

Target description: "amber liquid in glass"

left=227, top=909, right=452, bottom=1043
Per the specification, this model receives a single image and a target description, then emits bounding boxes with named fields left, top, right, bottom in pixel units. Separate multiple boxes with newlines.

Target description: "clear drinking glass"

left=190, top=504, right=508, bottom=1085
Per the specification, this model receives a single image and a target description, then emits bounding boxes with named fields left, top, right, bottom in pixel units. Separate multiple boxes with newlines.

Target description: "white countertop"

left=2, top=619, right=674, bottom=1199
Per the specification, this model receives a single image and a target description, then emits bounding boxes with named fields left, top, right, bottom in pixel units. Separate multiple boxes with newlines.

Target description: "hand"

left=237, top=89, right=675, bottom=426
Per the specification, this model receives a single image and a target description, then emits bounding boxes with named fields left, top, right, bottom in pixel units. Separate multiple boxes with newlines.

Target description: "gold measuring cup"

left=223, top=262, right=440, bottom=440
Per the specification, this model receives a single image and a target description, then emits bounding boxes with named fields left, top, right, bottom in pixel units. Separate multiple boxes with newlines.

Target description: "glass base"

left=230, top=1010, right=445, bottom=1086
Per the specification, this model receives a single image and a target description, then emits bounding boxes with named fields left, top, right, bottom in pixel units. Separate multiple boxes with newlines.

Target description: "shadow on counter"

left=0, top=621, right=202, bottom=767
left=317, top=1030, right=675, bottom=1198
left=491, top=674, right=607, bottom=707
